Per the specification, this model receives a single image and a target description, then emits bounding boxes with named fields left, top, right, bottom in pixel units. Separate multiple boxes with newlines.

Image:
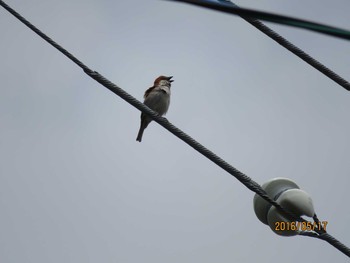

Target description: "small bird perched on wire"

left=136, top=75, right=174, bottom=142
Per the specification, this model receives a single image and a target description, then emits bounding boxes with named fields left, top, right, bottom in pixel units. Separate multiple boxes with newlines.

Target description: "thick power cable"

left=300, top=232, right=350, bottom=256
left=1, top=0, right=349, bottom=258
left=226, top=0, right=350, bottom=91
left=172, top=0, right=350, bottom=91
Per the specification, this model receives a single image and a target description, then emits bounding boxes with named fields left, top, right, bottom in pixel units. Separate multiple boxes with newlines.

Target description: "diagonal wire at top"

left=168, top=0, right=350, bottom=92
left=170, top=0, right=350, bottom=40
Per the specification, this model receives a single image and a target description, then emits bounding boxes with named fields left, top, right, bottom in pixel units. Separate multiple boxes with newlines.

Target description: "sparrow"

left=136, top=76, right=174, bottom=142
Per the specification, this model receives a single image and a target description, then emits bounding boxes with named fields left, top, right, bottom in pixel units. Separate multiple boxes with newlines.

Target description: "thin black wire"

left=1, top=0, right=349, bottom=258
left=172, top=0, right=350, bottom=40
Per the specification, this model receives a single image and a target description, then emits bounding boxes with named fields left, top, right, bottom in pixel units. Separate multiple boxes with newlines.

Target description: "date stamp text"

left=275, top=221, right=328, bottom=232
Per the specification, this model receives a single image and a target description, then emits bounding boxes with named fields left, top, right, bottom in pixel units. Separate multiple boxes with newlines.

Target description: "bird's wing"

left=143, top=86, right=155, bottom=99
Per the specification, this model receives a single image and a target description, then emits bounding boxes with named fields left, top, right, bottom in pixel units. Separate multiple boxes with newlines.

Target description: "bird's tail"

left=136, top=126, right=144, bottom=142
left=136, top=115, right=150, bottom=142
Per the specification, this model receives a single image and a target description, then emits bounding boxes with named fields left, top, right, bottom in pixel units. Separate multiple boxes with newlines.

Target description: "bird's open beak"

left=167, top=76, right=174, bottom=82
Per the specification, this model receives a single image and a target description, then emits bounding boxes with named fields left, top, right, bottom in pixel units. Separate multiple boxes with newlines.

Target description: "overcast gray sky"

left=1, top=0, right=350, bottom=262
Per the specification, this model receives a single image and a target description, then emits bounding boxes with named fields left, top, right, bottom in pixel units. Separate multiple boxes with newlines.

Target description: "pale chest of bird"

left=144, top=86, right=170, bottom=116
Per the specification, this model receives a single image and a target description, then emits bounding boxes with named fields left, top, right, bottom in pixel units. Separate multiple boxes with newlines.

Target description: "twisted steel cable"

left=187, top=0, right=350, bottom=91
left=228, top=1, right=350, bottom=91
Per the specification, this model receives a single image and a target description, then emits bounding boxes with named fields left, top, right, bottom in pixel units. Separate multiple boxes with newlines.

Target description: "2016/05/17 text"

left=275, top=221, right=328, bottom=231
